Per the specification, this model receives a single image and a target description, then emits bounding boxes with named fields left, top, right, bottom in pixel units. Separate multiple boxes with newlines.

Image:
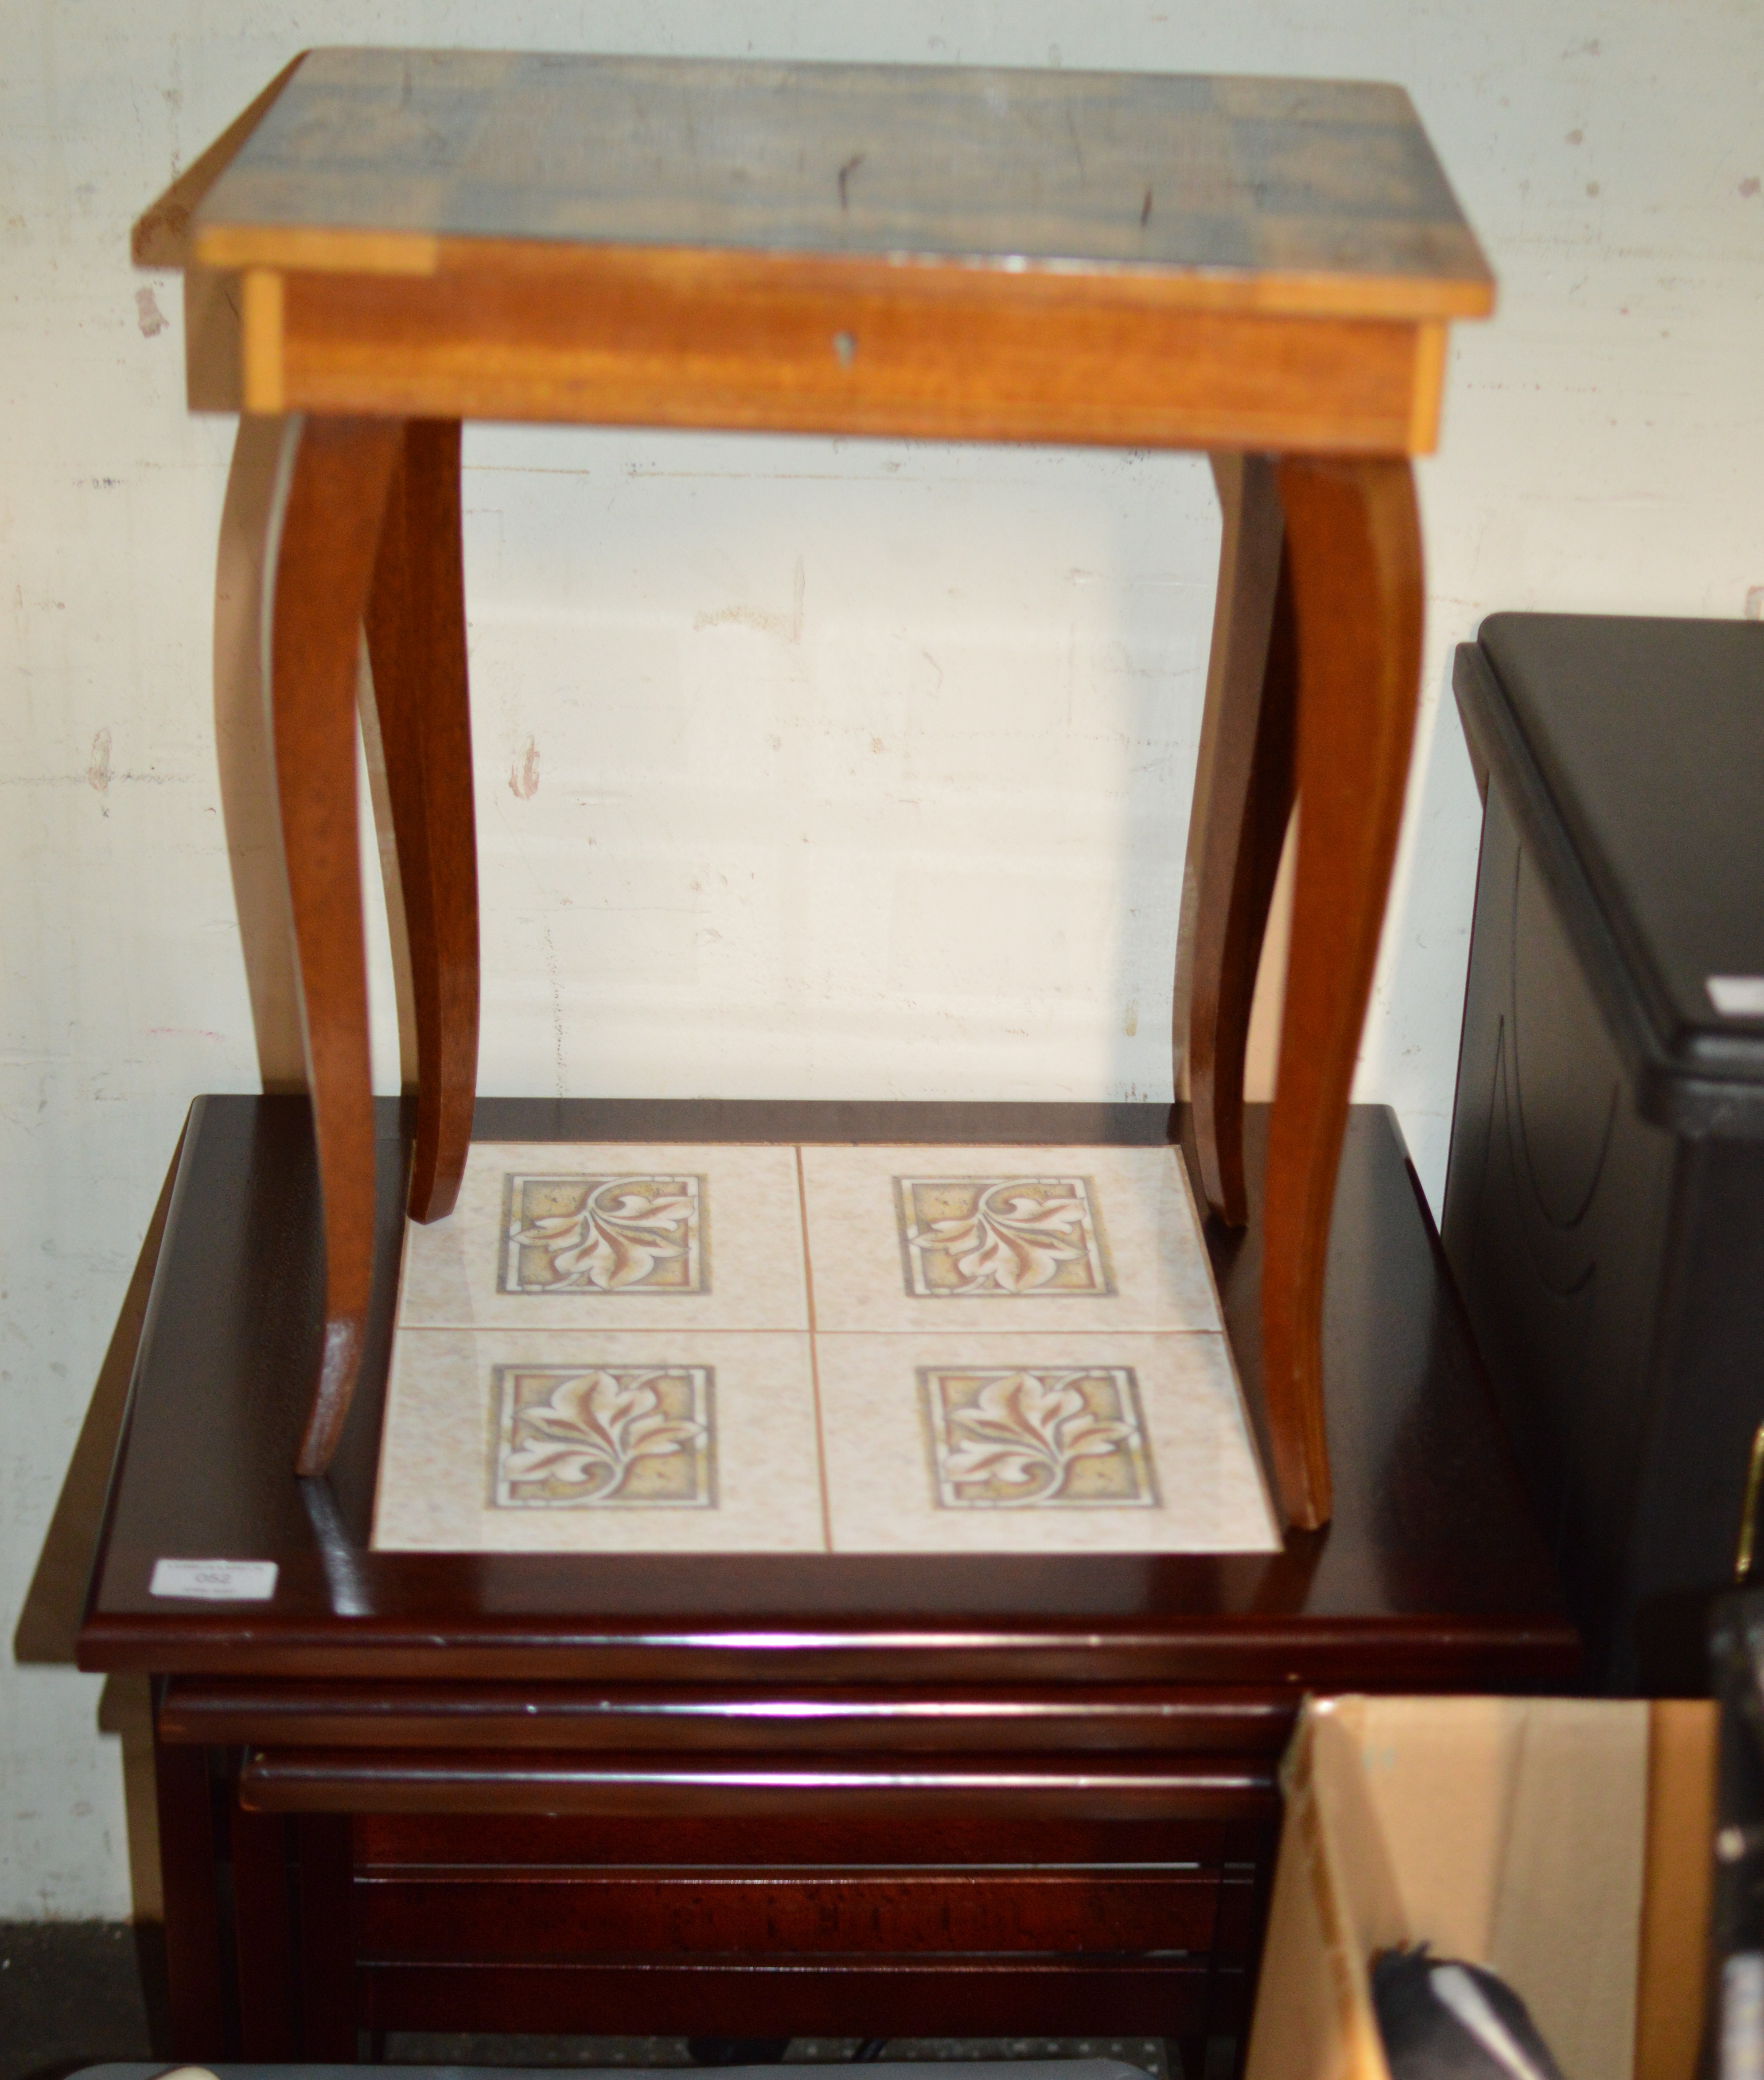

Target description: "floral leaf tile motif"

left=896, top=1175, right=1112, bottom=1299
left=373, top=1328, right=824, bottom=1552
left=800, top=1143, right=1223, bottom=1334
left=921, top=1365, right=1156, bottom=1509
left=398, top=1144, right=808, bottom=1332
left=814, top=1331, right=1277, bottom=1552
left=494, top=1363, right=714, bottom=1508
left=501, top=1173, right=706, bottom=1297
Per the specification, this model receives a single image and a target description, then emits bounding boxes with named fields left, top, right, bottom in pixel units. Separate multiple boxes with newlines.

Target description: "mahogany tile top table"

left=79, top=1096, right=1575, bottom=2061
left=180, top=49, right=1495, bottom=1526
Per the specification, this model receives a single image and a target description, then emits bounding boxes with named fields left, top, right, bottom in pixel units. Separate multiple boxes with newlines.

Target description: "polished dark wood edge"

left=78, top=1096, right=1577, bottom=1687
left=237, top=1746, right=1277, bottom=1818
left=158, top=1678, right=1298, bottom=1753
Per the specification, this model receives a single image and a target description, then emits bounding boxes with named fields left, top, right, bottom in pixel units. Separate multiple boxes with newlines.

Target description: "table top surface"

left=191, top=48, right=1493, bottom=320
left=78, top=1096, right=1573, bottom=1689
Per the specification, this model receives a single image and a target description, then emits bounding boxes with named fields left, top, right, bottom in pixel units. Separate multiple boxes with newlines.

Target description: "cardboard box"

left=1245, top=1696, right=1717, bottom=2080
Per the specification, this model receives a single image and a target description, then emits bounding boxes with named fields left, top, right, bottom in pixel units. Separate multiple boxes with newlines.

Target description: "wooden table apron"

left=188, top=51, right=1495, bottom=1527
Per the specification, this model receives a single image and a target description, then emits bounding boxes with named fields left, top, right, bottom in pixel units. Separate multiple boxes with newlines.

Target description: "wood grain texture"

left=258, top=249, right=1440, bottom=454
left=1186, top=455, right=1297, bottom=1227
left=191, top=51, right=1493, bottom=320
left=1261, top=456, right=1425, bottom=1530
left=364, top=418, right=478, bottom=1223
left=265, top=414, right=402, bottom=1475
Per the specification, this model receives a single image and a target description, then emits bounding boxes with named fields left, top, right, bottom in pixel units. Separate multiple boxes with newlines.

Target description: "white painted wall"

left=3, top=0, right=1760, bottom=1917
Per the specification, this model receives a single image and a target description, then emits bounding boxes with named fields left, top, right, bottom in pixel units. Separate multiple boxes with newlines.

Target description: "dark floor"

left=0, top=1922, right=1192, bottom=2080
left=0, top=1923, right=165, bottom=2080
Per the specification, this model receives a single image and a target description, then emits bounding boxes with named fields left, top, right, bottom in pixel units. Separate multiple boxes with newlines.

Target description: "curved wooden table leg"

left=1185, top=454, right=1298, bottom=1229
left=1262, top=455, right=1424, bottom=1528
left=266, top=413, right=402, bottom=1477
left=364, top=419, right=479, bottom=1224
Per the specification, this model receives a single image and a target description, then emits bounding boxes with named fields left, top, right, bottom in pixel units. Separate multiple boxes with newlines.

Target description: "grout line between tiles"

left=796, top=1144, right=834, bottom=1554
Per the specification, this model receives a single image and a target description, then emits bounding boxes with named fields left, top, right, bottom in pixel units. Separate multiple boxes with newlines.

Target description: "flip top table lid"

left=190, top=47, right=1492, bottom=319
left=1458, top=613, right=1764, bottom=1132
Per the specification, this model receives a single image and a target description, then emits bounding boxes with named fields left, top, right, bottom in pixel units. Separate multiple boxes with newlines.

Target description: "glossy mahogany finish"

left=81, top=1099, right=1571, bottom=2060
left=158, top=1678, right=1298, bottom=1753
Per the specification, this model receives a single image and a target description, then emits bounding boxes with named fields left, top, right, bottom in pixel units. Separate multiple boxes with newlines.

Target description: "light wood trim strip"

left=241, top=268, right=284, bottom=412
left=1406, top=320, right=1449, bottom=454
left=201, top=223, right=442, bottom=276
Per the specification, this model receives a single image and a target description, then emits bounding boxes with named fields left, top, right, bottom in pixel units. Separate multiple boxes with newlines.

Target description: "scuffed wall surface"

left=2, top=0, right=1760, bottom=1914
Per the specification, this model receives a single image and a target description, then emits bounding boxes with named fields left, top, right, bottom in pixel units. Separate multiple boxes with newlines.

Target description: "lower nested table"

left=181, top=47, right=1495, bottom=1528
left=80, top=1096, right=1575, bottom=2065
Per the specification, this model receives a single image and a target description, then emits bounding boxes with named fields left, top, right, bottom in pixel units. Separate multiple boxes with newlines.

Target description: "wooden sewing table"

left=79, top=51, right=1575, bottom=2069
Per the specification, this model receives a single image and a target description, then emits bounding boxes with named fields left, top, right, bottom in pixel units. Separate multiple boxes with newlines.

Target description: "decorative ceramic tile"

left=895, top=1174, right=1113, bottom=1299
left=800, top=1144, right=1222, bottom=1334
left=501, top=1172, right=705, bottom=1296
left=494, top=1363, right=716, bottom=1508
left=372, top=1328, right=824, bottom=1552
left=815, top=1332, right=1277, bottom=1552
left=919, top=1364, right=1157, bottom=1510
left=399, top=1143, right=808, bottom=1333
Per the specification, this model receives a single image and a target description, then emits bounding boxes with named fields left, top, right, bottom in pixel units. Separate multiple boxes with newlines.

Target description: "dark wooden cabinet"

left=1446, top=616, right=1764, bottom=1691
left=84, top=1097, right=1574, bottom=2064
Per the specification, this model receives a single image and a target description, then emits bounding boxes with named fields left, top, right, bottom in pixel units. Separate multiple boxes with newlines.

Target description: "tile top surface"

left=194, top=49, right=1491, bottom=314
left=376, top=1141, right=1273, bottom=1556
